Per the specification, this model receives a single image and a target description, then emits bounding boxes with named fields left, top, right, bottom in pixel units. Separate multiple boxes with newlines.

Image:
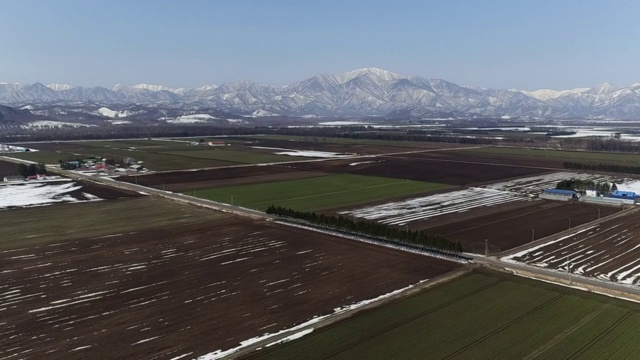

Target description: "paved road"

left=474, top=254, right=640, bottom=298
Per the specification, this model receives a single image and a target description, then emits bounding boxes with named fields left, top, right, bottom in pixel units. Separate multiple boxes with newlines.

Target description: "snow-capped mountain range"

left=3, top=68, right=640, bottom=119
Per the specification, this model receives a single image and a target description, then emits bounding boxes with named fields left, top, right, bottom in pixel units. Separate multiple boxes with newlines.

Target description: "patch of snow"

left=47, top=83, right=73, bottom=91
left=196, top=279, right=428, bottom=360
left=349, top=161, right=378, bottom=166
left=265, top=328, right=313, bottom=347
left=0, top=182, right=102, bottom=209
left=165, top=114, right=217, bottom=123
left=251, top=109, right=279, bottom=117
left=107, top=119, right=131, bottom=125
left=616, top=180, right=640, bottom=194
left=24, top=121, right=95, bottom=129
left=343, top=187, right=527, bottom=226
left=501, top=226, right=598, bottom=264
left=96, top=107, right=131, bottom=118
left=318, top=121, right=373, bottom=126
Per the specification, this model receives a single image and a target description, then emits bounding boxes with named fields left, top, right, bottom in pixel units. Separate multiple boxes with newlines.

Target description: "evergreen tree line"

left=563, top=161, right=640, bottom=175
left=266, top=205, right=463, bottom=254
left=555, top=179, right=615, bottom=193
left=16, top=163, right=47, bottom=177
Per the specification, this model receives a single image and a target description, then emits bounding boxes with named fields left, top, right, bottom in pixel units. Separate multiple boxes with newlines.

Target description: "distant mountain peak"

left=47, top=83, right=73, bottom=91
left=132, top=83, right=176, bottom=92
left=332, top=67, right=405, bottom=83
left=4, top=69, right=640, bottom=119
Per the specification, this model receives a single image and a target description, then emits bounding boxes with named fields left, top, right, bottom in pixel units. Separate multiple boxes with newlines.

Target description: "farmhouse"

left=539, top=188, right=578, bottom=201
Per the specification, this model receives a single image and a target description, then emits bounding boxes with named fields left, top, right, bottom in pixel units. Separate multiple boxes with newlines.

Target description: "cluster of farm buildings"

left=541, top=188, right=638, bottom=205
left=3, top=174, right=52, bottom=182
left=60, top=156, right=146, bottom=175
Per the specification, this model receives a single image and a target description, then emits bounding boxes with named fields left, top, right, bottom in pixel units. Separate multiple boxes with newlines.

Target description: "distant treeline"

left=1, top=125, right=498, bottom=145
left=563, top=161, right=640, bottom=175
left=0, top=125, right=263, bottom=142
left=266, top=205, right=463, bottom=253
left=277, top=127, right=497, bottom=145
left=583, top=138, right=640, bottom=153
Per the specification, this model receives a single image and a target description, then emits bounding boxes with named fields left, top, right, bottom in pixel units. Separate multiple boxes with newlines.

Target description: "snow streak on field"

left=483, top=172, right=620, bottom=197
left=251, top=146, right=353, bottom=158
left=0, top=182, right=101, bottom=209
left=341, top=188, right=527, bottom=226
left=503, top=211, right=640, bottom=285
left=0, top=217, right=456, bottom=359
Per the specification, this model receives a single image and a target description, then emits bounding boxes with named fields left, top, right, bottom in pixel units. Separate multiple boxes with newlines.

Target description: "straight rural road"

left=475, top=254, right=640, bottom=298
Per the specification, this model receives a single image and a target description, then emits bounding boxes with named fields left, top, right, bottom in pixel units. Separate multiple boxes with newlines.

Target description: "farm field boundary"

left=463, top=146, right=640, bottom=166
left=501, top=206, right=640, bottom=285
left=244, top=269, right=640, bottom=360
left=275, top=220, right=469, bottom=263
left=191, top=174, right=450, bottom=212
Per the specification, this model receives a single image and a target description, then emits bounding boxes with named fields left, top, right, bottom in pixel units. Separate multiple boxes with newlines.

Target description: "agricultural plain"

left=190, top=174, right=450, bottom=211
left=505, top=209, right=640, bottom=284
left=0, top=196, right=460, bottom=360
left=247, top=270, right=640, bottom=360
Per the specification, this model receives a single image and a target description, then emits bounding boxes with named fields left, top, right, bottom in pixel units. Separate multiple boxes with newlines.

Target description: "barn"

left=540, top=188, right=578, bottom=201
left=606, top=190, right=637, bottom=205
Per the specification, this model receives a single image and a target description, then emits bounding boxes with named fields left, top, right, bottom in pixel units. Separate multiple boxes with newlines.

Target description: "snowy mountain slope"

left=3, top=68, right=640, bottom=119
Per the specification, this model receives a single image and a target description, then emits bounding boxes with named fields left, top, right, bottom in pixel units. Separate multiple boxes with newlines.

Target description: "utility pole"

left=484, top=239, right=488, bottom=256
left=597, top=208, right=601, bottom=219
left=568, top=217, right=571, bottom=229
left=531, top=228, right=535, bottom=242
left=231, top=194, right=233, bottom=205
left=566, top=255, right=571, bottom=284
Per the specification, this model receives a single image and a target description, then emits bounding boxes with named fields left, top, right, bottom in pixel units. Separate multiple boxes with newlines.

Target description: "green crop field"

left=462, top=146, right=640, bottom=165
left=192, top=174, right=449, bottom=211
left=247, top=270, right=640, bottom=360
left=0, top=197, right=217, bottom=250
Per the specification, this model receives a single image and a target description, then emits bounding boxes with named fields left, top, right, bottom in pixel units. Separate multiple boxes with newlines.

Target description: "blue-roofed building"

left=610, top=190, right=636, bottom=198
left=540, top=188, right=578, bottom=201
left=606, top=190, right=637, bottom=204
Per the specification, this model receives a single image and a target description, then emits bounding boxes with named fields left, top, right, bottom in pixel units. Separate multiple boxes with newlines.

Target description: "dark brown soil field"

left=0, top=216, right=459, bottom=360
left=398, top=150, right=567, bottom=169
left=424, top=200, right=621, bottom=253
left=0, top=159, right=19, bottom=178
left=506, top=208, right=640, bottom=284
left=241, top=138, right=449, bottom=155
left=11, top=142, right=84, bottom=151
left=118, top=165, right=328, bottom=192
left=291, top=155, right=552, bottom=185
left=74, top=180, right=142, bottom=199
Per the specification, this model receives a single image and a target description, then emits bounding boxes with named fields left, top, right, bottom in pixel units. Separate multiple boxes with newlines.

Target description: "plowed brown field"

left=1, top=214, right=459, bottom=360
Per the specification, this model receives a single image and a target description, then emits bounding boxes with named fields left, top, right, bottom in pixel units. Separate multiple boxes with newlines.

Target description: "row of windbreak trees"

left=17, top=163, right=47, bottom=177
left=556, top=179, right=616, bottom=193
left=266, top=205, right=463, bottom=254
left=563, top=162, right=640, bottom=175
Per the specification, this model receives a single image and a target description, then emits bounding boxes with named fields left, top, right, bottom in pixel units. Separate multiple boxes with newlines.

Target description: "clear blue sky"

left=1, top=0, right=639, bottom=90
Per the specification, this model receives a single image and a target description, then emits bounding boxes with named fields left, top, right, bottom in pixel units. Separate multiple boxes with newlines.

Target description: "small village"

left=58, top=156, right=148, bottom=176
